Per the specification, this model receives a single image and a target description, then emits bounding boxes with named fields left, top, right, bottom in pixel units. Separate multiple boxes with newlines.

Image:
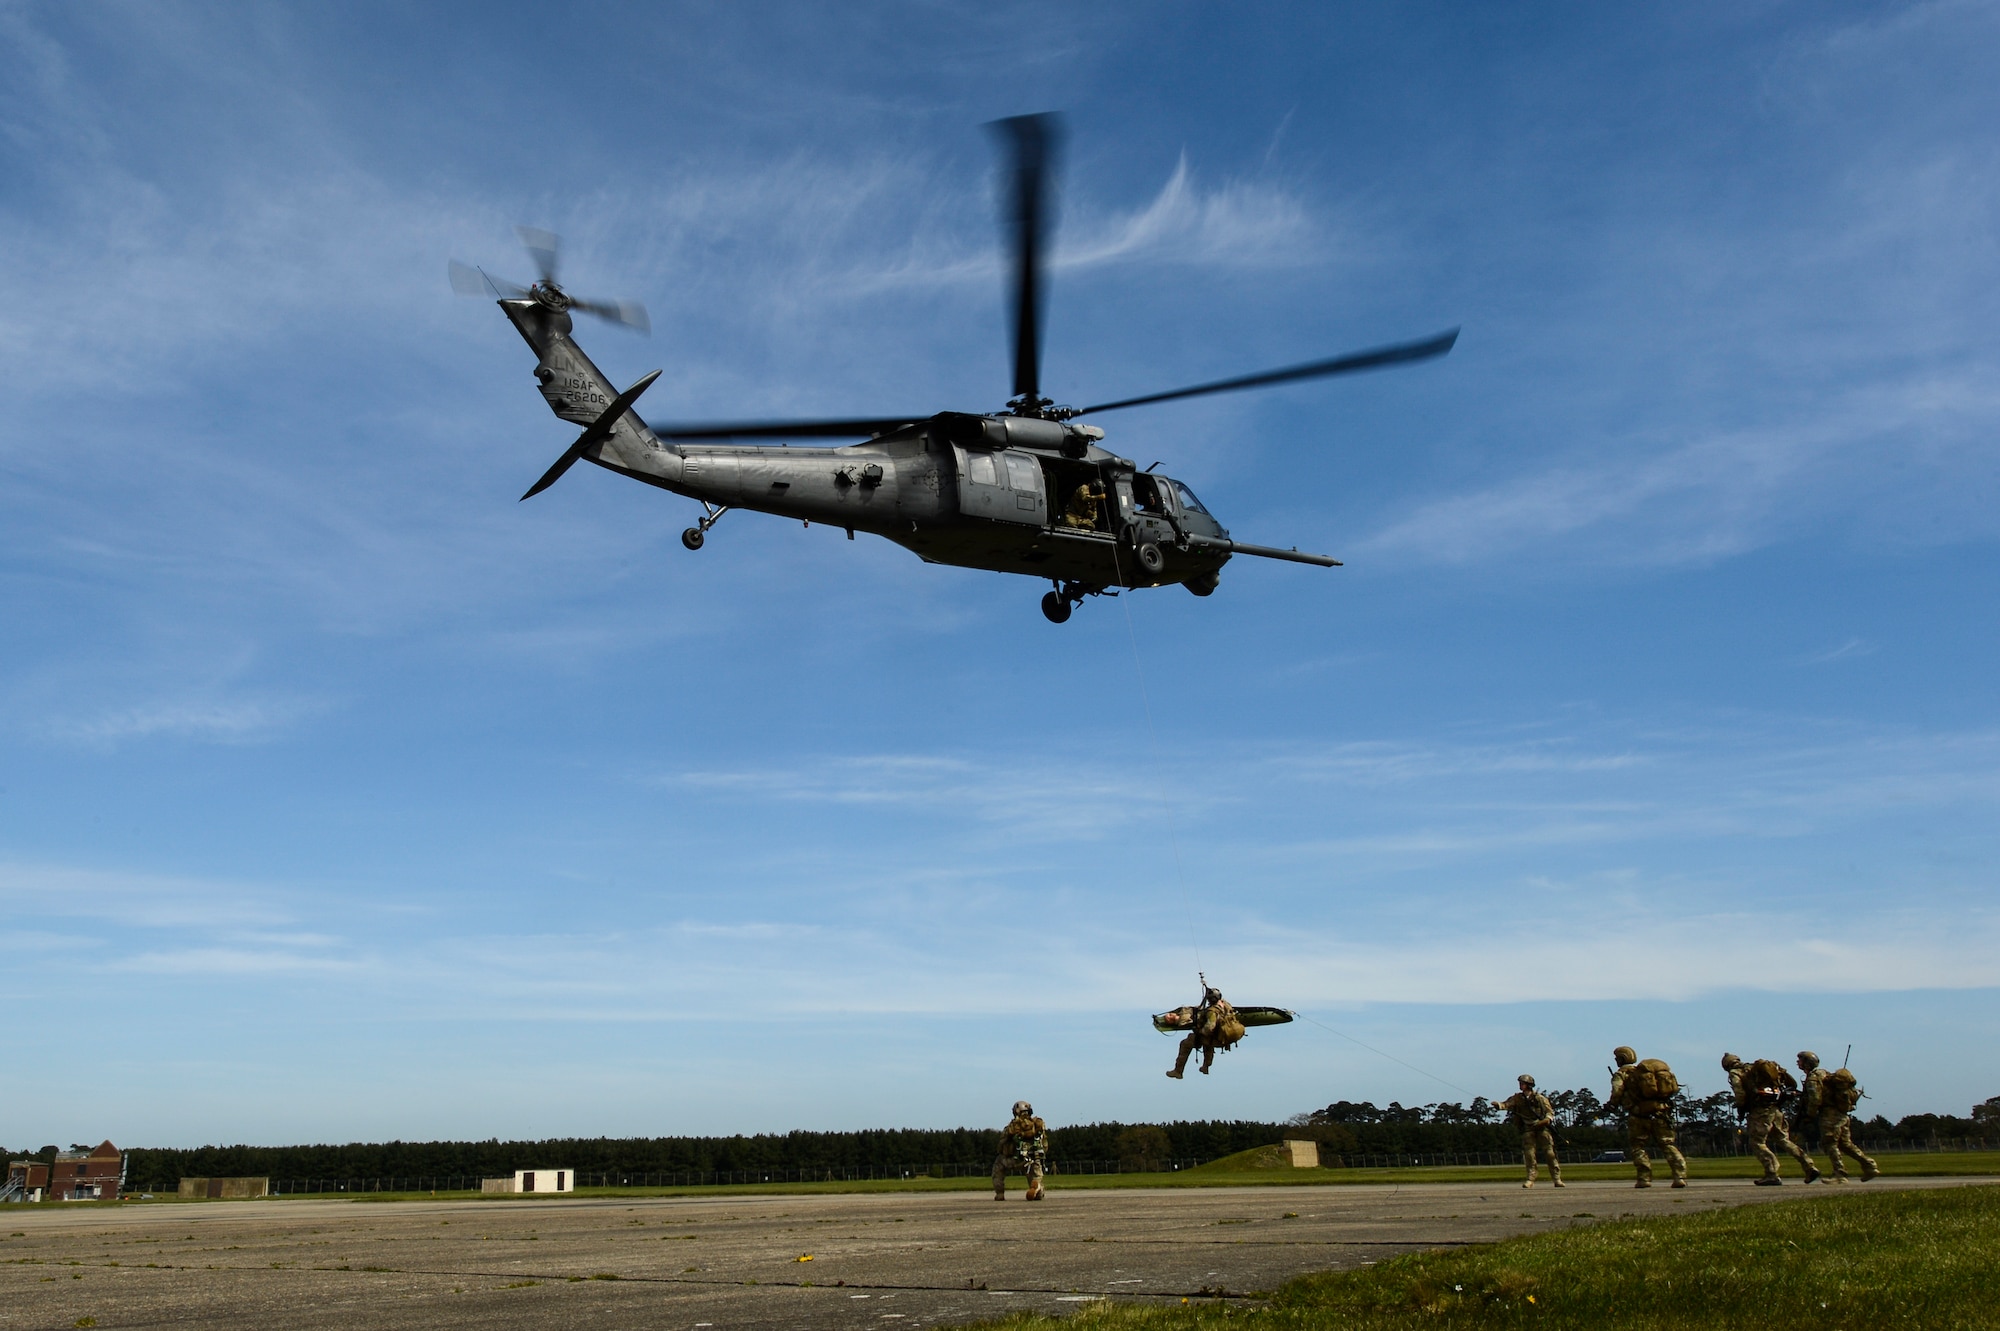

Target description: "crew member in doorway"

left=1062, top=479, right=1105, bottom=529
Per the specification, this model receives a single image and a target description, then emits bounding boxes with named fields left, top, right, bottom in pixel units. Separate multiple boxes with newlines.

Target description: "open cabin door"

left=956, top=447, right=1046, bottom=525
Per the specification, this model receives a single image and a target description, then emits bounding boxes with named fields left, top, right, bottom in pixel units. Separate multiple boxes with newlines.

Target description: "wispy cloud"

left=41, top=697, right=314, bottom=748
left=0, top=861, right=298, bottom=930
left=110, top=945, right=369, bottom=977
left=1801, top=637, right=1876, bottom=665
left=671, top=752, right=1193, bottom=839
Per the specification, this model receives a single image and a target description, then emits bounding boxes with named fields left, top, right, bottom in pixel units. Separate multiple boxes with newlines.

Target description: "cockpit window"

left=1171, top=480, right=1210, bottom=515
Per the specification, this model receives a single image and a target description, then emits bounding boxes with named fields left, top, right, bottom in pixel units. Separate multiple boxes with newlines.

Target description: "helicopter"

left=451, top=115, right=1456, bottom=623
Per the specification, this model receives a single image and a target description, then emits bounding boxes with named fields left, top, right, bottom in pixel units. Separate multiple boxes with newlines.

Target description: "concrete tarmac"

left=1, top=1176, right=1985, bottom=1330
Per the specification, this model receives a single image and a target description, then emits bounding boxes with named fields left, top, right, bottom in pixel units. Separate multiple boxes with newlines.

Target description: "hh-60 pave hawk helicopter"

left=451, top=115, right=1456, bottom=623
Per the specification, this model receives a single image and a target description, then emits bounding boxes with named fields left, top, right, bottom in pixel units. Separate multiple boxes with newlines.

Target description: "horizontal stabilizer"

left=521, top=369, right=662, bottom=501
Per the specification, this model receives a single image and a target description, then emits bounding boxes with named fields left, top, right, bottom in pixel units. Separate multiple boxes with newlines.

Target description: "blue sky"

left=3, top=1, right=1997, bottom=1148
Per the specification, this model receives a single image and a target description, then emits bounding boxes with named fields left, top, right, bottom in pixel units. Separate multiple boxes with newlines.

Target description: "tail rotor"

left=448, top=228, right=650, bottom=334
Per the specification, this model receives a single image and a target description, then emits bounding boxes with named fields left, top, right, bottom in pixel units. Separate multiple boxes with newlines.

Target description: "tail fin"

left=500, top=298, right=665, bottom=448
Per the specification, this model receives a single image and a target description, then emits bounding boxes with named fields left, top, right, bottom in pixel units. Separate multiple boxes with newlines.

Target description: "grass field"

left=976, top=1183, right=2000, bottom=1330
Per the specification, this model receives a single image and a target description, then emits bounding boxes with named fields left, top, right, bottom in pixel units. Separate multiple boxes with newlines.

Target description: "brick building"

left=6, top=1142, right=123, bottom=1202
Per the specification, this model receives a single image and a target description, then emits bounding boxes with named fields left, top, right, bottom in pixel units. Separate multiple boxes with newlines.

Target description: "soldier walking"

left=1609, top=1046, right=1688, bottom=1188
left=1501, top=1074, right=1564, bottom=1189
left=1798, top=1051, right=1879, bottom=1183
left=1723, top=1053, right=1821, bottom=1185
left=993, top=1100, right=1048, bottom=1201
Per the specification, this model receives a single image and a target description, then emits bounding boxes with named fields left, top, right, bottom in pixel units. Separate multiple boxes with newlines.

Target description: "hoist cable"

left=1106, top=538, right=1204, bottom=977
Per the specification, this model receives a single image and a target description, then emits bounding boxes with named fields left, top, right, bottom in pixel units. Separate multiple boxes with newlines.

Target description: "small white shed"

left=517, top=1169, right=573, bottom=1193
left=482, top=1169, right=575, bottom=1194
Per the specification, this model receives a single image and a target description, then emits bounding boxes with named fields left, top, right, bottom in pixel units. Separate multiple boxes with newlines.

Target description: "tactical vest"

left=1627, top=1058, right=1678, bottom=1106
left=1744, top=1059, right=1787, bottom=1104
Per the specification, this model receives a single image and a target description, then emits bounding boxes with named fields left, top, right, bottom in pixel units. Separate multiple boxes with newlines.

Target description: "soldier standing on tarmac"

left=1501, top=1074, right=1564, bottom=1189
left=993, top=1100, right=1048, bottom=1202
left=1609, top=1046, right=1688, bottom=1189
left=1724, top=1053, right=1821, bottom=1186
left=1798, top=1051, right=1879, bottom=1183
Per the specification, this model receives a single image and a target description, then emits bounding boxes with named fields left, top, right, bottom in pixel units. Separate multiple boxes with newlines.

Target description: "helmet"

left=1797, top=1050, right=1820, bottom=1069
left=1517, top=1073, right=1535, bottom=1088
left=1721, top=1052, right=1742, bottom=1069
left=1012, top=1101, right=1033, bottom=1118
left=1613, top=1046, right=1637, bottom=1066
left=1203, top=987, right=1223, bottom=1004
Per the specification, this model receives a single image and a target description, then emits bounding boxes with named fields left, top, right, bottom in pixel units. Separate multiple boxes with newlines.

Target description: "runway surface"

left=1, top=1176, right=1984, bottom=1329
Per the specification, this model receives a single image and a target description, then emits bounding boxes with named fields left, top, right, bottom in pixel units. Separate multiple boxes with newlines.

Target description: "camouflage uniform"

left=993, top=1102, right=1047, bottom=1201
left=1062, top=482, right=1104, bottom=529
left=1799, top=1054, right=1879, bottom=1183
left=1502, top=1077, right=1563, bottom=1188
left=1610, top=1048, right=1687, bottom=1188
left=1726, top=1055, right=1819, bottom=1184
left=1167, top=988, right=1244, bottom=1079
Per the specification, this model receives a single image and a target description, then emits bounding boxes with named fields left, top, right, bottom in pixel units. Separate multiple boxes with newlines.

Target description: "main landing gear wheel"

left=1041, top=590, right=1072, bottom=624
left=681, top=527, right=705, bottom=551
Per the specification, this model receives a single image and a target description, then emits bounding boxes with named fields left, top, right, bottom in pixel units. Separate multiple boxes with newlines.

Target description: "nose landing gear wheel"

left=1040, top=590, right=1073, bottom=623
left=681, top=527, right=705, bottom=551
left=1134, top=541, right=1166, bottom=574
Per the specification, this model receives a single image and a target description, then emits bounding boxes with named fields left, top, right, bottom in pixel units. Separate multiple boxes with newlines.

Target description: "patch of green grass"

left=976, top=1184, right=2000, bottom=1330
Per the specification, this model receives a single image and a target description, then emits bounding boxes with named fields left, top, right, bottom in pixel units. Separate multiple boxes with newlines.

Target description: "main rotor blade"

left=1076, top=328, right=1460, bottom=417
left=516, top=226, right=560, bottom=285
left=570, top=296, right=652, bottom=334
left=644, top=416, right=925, bottom=441
left=990, top=113, right=1061, bottom=403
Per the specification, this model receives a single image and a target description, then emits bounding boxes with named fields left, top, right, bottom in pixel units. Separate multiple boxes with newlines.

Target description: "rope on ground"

left=1293, top=1010, right=1477, bottom=1099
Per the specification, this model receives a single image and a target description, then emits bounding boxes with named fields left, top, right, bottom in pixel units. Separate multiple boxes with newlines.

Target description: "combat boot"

left=1860, top=1161, right=1880, bottom=1181
left=1165, top=1069, right=1183, bottom=1080
left=1670, top=1178, right=1686, bottom=1189
left=1803, top=1164, right=1822, bottom=1184
left=1753, top=1176, right=1782, bottom=1186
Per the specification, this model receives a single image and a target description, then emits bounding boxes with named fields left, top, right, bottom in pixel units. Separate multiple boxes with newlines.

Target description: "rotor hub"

left=531, top=281, right=572, bottom=314
left=1007, top=393, right=1078, bottom=421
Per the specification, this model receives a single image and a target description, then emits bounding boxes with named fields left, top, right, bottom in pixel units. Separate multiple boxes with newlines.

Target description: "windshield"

left=1171, top=480, right=1210, bottom=515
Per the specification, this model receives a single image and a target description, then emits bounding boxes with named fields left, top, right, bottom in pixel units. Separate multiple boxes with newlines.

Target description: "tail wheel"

left=681, top=527, right=705, bottom=551
left=1040, top=591, right=1073, bottom=623
left=1134, top=541, right=1166, bottom=574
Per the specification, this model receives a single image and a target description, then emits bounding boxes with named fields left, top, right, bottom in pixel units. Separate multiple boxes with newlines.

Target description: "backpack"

left=1629, top=1058, right=1678, bottom=1103
left=1821, top=1068, right=1860, bottom=1113
left=1744, top=1059, right=1787, bottom=1103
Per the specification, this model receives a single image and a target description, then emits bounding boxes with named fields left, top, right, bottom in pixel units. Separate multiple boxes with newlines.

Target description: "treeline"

left=93, top=1121, right=1288, bottom=1192
left=15, top=1095, right=1993, bottom=1191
